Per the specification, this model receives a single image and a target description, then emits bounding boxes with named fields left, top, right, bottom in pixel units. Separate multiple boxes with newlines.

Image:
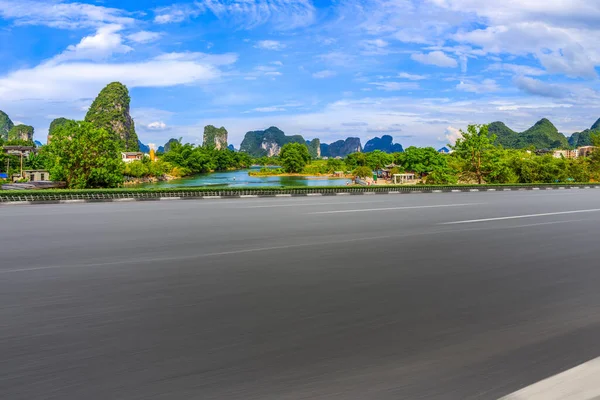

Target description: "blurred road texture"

left=2, top=190, right=600, bottom=399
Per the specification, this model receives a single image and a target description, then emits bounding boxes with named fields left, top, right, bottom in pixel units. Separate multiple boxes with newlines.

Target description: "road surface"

left=2, top=189, right=600, bottom=399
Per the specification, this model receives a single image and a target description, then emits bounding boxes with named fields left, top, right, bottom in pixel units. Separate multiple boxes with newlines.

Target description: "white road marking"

left=441, top=208, right=600, bottom=225
left=309, top=203, right=480, bottom=215
left=500, top=356, right=600, bottom=400
left=160, top=197, right=181, bottom=200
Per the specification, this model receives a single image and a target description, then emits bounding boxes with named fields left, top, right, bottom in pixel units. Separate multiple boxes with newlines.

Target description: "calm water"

left=132, top=167, right=350, bottom=188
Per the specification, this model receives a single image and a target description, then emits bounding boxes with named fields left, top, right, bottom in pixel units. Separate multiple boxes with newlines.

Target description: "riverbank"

left=124, top=174, right=178, bottom=186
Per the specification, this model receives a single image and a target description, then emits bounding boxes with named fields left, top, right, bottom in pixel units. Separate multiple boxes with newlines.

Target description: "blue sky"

left=2, top=0, right=600, bottom=148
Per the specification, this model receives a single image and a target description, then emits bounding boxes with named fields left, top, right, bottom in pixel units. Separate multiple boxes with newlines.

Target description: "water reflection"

left=131, top=168, right=350, bottom=188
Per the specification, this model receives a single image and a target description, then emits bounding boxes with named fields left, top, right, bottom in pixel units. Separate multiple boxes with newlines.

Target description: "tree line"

left=274, top=125, right=600, bottom=184
left=2, top=123, right=599, bottom=188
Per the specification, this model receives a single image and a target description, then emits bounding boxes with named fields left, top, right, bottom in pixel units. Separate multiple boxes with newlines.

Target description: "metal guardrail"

left=1, top=184, right=599, bottom=203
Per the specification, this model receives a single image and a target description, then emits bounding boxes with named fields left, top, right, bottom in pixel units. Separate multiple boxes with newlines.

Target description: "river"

left=131, top=167, right=350, bottom=188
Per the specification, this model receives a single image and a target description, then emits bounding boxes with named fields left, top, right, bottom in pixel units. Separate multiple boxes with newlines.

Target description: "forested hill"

left=489, top=118, right=569, bottom=149
left=568, top=118, right=600, bottom=148
left=239, top=127, right=305, bottom=157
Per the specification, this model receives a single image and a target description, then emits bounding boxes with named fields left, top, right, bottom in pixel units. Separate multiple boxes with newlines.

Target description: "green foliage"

left=395, top=147, right=446, bottom=174
left=248, top=167, right=285, bottom=176
left=8, top=124, right=34, bottom=142
left=353, top=166, right=372, bottom=179
left=451, top=124, right=497, bottom=184
left=5, top=139, right=35, bottom=146
left=0, top=110, right=14, bottom=140
left=326, top=158, right=345, bottom=173
left=162, top=140, right=251, bottom=175
left=279, top=142, right=310, bottom=173
left=364, top=150, right=393, bottom=170
left=85, top=82, right=139, bottom=151
left=344, top=152, right=367, bottom=169
left=203, top=125, right=228, bottom=149
left=425, top=167, right=458, bottom=184
left=42, top=120, right=124, bottom=188
left=48, top=118, right=71, bottom=141
left=25, top=153, right=48, bottom=170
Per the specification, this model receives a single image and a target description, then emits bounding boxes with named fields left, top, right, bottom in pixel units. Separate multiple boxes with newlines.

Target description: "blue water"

left=132, top=167, right=350, bottom=188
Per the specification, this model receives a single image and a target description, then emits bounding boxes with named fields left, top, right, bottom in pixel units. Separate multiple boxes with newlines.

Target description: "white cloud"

left=411, top=51, right=458, bottom=68
left=397, top=72, right=427, bottom=80
left=369, top=81, right=420, bottom=91
left=271, top=61, right=284, bottom=66
left=147, top=121, right=168, bottom=130
left=252, top=106, right=286, bottom=112
left=49, top=24, right=132, bottom=65
left=154, top=52, right=238, bottom=65
left=255, top=40, right=286, bottom=51
left=360, top=38, right=390, bottom=55
left=127, top=31, right=163, bottom=44
left=154, top=3, right=199, bottom=24
left=444, top=126, right=462, bottom=145
left=487, top=63, right=546, bottom=76
left=456, top=79, right=500, bottom=93
left=0, top=0, right=134, bottom=29
left=537, top=46, right=597, bottom=79
left=155, top=0, right=315, bottom=29
left=264, top=71, right=282, bottom=76
left=312, top=70, right=336, bottom=79
left=199, top=0, right=315, bottom=30
left=0, top=59, right=227, bottom=102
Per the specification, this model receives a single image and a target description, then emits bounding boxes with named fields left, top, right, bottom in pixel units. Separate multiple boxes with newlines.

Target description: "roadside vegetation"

left=3, top=124, right=600, bottom=189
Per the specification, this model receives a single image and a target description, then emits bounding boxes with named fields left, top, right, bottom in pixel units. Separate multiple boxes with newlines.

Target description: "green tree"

left=42, top=120, right=124, bottom=188
left=344, top=152, right=367, bottom=169
left=450, top=124, right=496, bottom=184
left=124, top=160, right=148, bottom=178
left=279, top=142, right=310, bottom=173
left=396, top=147, right=447, bottom=175
left=365, top=150, right=393, bottom=170
left=48, top=118, right=71, bottom=142
left=353, top=166, right=372, bottom=179
left=326, top=158, right=345, bottom=173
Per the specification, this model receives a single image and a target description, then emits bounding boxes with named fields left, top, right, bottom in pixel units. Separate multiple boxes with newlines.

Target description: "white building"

left=121, top=152, right=143, bottom=163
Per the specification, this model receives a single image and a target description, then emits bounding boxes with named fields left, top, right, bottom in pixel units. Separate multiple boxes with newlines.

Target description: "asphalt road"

left=2, top=190, right=600, bottom=399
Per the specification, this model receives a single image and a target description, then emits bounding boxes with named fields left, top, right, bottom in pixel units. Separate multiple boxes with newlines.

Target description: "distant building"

left=22, top=170, right=50, bottom=182
left=553, top=147, right=598, bottom=159
left=2, top=146, right=36, bottom=158
left=438, top=147, right=451, bottom=154
left=553, top=149, right=578, bottom=159
left=578, top=146, right=597, bottom=158
left=121, top=152, right=143, bottom=163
